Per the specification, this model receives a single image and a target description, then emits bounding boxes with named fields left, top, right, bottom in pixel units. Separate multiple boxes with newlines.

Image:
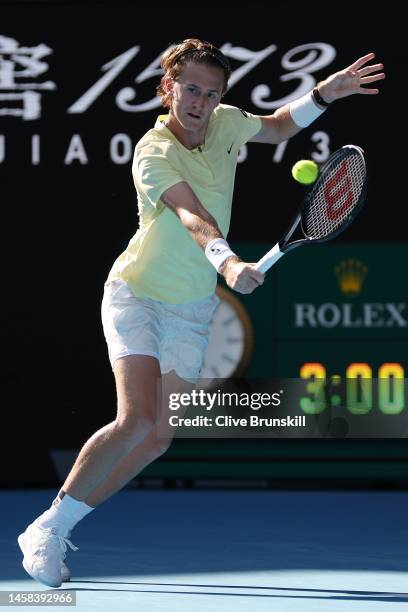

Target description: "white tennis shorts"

left=101, top=279, right=219, bottom=381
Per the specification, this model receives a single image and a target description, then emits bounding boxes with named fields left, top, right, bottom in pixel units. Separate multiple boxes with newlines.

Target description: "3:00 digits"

left=299, top=362, right=405, bottom=415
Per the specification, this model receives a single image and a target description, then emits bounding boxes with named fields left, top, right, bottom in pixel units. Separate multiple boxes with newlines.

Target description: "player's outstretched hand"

left=318, top=52, right=385, bottom=103
left=222, top=258, right=264, bottom=294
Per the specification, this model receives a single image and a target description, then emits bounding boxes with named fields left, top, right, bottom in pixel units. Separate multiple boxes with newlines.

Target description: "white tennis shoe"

left=18, top=522, right=78, bottom=588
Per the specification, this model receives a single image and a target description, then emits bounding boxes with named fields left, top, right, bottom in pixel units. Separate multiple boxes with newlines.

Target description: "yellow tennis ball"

left=291, top=159, right=319, bottom=185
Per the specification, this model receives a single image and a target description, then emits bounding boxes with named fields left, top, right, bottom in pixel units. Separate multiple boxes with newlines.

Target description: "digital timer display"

left=299, top=362, right=405, bottom=415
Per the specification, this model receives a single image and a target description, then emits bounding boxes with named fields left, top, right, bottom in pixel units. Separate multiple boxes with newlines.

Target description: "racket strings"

left=302, top=150, right=366, bottom=239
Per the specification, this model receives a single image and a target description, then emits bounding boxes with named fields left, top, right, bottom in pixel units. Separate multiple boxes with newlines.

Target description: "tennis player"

left=18, top=38, right=385, bottom=587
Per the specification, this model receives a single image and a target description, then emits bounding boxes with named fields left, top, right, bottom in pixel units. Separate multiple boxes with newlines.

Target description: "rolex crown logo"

left=335, top=259, right=367, bottom=296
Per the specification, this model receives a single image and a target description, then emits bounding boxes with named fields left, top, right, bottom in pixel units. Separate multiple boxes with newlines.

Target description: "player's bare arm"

left=161, top=181, right=224, bottom=248
left=161, top=181, right=264, bottom=294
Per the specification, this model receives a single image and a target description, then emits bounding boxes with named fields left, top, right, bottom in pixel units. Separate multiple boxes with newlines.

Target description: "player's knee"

left=116, top=410, right=156, bottom=441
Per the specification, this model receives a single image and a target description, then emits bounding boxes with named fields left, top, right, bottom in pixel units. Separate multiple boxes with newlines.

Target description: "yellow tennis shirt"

left=107, top=104, right=262, bottom=303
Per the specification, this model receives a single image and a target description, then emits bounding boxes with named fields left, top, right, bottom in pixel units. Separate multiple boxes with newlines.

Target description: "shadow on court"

left=2, top=489, right=408, bottom=586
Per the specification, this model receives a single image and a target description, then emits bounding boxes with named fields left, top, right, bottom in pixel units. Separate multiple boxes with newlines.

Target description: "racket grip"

left=254, top=242, right=284, bottom=273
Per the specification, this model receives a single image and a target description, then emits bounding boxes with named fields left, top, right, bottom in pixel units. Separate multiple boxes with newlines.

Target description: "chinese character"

left=0, top=35, right=56, bottom=120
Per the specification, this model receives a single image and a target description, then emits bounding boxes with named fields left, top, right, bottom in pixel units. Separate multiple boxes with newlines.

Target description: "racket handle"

left=254, top=242, right=284, bottom=273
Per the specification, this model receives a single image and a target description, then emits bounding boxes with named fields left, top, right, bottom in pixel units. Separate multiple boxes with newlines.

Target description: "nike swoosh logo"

left=227, top=142, right=234, bottom=154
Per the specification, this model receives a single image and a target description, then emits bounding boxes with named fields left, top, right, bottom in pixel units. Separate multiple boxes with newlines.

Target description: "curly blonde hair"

left=156, top=38, right=231, bottom=108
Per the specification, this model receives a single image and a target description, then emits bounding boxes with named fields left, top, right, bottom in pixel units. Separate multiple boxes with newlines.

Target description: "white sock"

left=35, top=490, right=94, bottom=537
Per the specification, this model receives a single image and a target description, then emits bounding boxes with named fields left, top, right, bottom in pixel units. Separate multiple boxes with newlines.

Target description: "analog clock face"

left=200, top=285, right=254, bottom=379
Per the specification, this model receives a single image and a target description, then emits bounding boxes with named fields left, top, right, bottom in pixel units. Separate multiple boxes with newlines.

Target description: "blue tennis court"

left=2, top=489, right=408, bottom=611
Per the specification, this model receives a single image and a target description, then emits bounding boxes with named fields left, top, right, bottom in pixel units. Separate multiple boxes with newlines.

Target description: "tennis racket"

left=254, top=144, right=368, bottom=273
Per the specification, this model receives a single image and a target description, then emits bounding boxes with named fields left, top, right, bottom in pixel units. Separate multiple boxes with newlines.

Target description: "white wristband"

left=205, top=238, right=236, bottom=272
left=289, top=91, right=327, bottom=128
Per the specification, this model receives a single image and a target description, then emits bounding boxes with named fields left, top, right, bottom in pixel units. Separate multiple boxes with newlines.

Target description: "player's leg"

left=18, top=353, right=161, bottom=587
left=84, top=369, right=193, bottom=507
left=62, top=354, right=160, bottom=500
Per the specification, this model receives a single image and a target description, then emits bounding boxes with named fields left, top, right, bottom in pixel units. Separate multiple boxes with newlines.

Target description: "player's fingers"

left=248, top=283, right=261, bottom=294
left=235, top=277, right=260, bottom=294
left=234, top=265, right=264, bottom=293
left=247, top=277, right=264, bottom=292
left=358, top=63, right=384, bottom=77
left=234, top=285, right=250, bottom=295
left=239, top=277, right=263, bottom=290
left=360, top=74, right=385, bottom=84
left=247, top=264, right=265, bottom=284
left=238, top=287, right=251, bottom=294
left=251, top=271, right=264, bottom=285
left=358, top=88, right=380, bottom=94
left=348, top=52, right=375, bottom=70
